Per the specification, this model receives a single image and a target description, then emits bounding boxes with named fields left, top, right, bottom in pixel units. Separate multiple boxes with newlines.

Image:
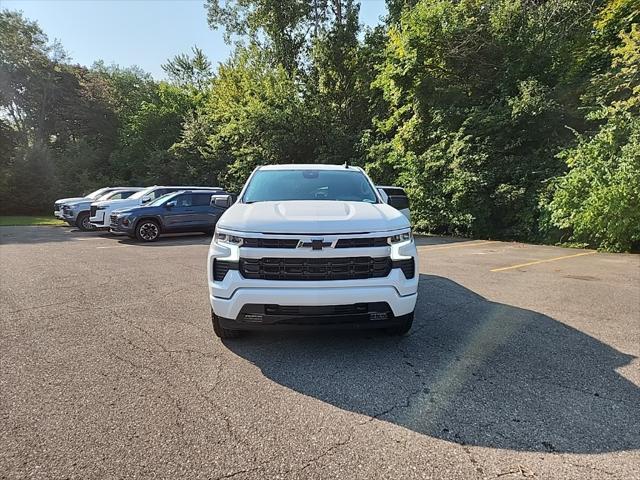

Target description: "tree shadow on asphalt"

left=115, top=232, right=212, bottom=247
left=0, top=226, right=99, bottom=245
left=0, top=226, right=214, bottom=246
left=225, top=274, right=639, bottom=454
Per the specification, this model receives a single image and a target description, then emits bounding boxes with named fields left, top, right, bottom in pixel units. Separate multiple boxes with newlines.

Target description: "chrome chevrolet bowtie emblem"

left=298, top=238, right=332, bottom=250
left=311, top=239, right=325, bottom=250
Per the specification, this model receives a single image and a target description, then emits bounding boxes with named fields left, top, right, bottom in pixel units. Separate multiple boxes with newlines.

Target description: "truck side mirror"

left=141, top=195, right=152, bottom=204
left=165, top=200, right=176, bottom=209
left=211, top=194, right=233, bottom=208
left=387, top=195, right=410, bottom=210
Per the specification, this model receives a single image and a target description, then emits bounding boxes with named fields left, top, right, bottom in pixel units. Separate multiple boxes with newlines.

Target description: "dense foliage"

left=0, top=1, right=638, bottom=250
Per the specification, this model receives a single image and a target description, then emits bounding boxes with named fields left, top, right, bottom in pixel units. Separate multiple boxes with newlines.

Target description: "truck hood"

left=217, top=201, right=409, bottom=234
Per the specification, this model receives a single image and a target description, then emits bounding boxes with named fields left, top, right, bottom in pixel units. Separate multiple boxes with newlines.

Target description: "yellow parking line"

left=418, top=240, right=497, bottom=251
left=490, top=251, right=596, bottom=272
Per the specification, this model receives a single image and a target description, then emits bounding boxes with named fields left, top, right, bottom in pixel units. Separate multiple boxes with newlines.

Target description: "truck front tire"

left=211, top=308, right=241, bottom=339
left=385, top=312, right=414, bottom=336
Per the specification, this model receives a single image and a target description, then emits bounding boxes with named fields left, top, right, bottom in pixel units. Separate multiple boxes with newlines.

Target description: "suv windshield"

left=86, top=188, right=110, bottom=199
left=147, top=192, right=180, bottom=206
left=130, top=187, right=155, bottom=200
left=243, top=169, right=378, bottom=203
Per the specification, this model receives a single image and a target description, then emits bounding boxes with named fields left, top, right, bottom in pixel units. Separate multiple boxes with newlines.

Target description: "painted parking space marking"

left=490, top=251, right=597, bottom=272
left=418, top=240, right=498, bottom=251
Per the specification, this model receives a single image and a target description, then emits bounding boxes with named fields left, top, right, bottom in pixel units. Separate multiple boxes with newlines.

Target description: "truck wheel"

left=76, top=212, right=94, bottom=231
left=386, top=312, right=414, bottom=336
left=211, top=308, right=241, bottom=339
left=135, top=219, right=160, bottom=242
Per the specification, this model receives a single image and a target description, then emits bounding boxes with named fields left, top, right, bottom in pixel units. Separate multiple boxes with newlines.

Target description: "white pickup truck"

left=207, top=164, right=418, bottom=339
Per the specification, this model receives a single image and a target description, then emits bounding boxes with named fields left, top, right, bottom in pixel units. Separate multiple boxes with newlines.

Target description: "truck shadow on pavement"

left=226, top=274, right=639, bottom=454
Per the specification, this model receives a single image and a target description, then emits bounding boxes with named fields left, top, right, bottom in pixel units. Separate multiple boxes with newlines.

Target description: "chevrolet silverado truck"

left=60, top=188, right=143, bottom=230
left=89, top=185, right=221, bottom=230
left=207, top=164, right=418, bottom=339
left=109, top=189, right=232, bottom=241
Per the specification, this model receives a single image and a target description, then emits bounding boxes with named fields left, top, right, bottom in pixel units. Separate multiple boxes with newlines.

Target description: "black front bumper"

left=109, top=215, right=135, bottom=234
left=218, top=302, right=410, bottom=330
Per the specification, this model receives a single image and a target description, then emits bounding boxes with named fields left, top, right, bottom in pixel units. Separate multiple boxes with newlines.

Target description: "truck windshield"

left=243, top=170, right=378, bottom=203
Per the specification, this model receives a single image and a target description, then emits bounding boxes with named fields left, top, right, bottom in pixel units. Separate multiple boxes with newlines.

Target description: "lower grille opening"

left=239, top=302, right=392, bottom=325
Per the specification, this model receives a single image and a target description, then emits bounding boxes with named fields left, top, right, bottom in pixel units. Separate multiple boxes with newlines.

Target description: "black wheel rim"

left=82, top=216, right=93, bottom=230
left=140, top=223, right=158, bottom=240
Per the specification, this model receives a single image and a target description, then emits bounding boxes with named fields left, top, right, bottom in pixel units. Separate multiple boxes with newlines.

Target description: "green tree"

left=366, top=0, right=598, bottom=238
left=162, top=46, right=213, bottom=90
left=173, top=46, right=313, bottom=191
left=548, top=24, right=640, bottom=251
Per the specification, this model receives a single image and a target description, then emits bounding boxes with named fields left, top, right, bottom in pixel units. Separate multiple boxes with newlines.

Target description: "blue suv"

left=109, top=190, right=232, bottom=242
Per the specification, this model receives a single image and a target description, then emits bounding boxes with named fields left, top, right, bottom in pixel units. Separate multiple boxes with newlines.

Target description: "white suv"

left=207, top=164, right=418, bottom=339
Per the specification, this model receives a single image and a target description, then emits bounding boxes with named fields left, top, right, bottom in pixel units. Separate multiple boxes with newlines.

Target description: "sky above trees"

left=1, top=0, right=388, bottom=78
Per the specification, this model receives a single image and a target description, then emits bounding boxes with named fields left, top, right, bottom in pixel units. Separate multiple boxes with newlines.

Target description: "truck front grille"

left=240, top=236, right=390, bottom=249
left=109, top=214, right=119, bottom=228
left=242, top=237, right=299, bottom=248
left=335, top=237, right=388, bottom=248
left=239, top=257, right=391, bottom=281
left=90, top=206, right=97, bottom=217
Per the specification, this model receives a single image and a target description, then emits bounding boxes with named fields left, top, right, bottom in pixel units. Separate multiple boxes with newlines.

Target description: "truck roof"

left=257, top=164, right=363, bottom=172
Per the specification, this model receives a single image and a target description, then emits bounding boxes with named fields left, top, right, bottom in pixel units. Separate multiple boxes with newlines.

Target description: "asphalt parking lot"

left=1, top=226, right=639, bottom=479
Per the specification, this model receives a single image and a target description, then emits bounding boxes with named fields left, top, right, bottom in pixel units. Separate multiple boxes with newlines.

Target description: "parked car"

left=376, top=186, right=410, bottom=221
left=109, top=190, right=232, bottom=241
left=60, top=188, right=143, bottom=231
left=54, top=187, right=125, bottom=220
left=207, top=164, right=418, bottom=339
left=89, top=185, right=222, bottom=230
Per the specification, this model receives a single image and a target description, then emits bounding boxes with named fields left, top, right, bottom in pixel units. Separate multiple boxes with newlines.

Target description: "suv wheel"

left=76, top=212, right=95, bottom=231
left=211, top=308, right=241, bottom=339
left=135, top=220, right=160, bottom=242
left=386, top=312, right=414, bottom=336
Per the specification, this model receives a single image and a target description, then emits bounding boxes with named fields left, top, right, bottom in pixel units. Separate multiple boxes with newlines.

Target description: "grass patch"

left=0, top=216, right=67, bottom=226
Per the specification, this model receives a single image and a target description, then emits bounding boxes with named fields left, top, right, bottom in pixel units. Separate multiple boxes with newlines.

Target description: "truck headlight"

left=388, top=229, right=412, bottom=245
left=214, top=231, right=244, bottom=246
